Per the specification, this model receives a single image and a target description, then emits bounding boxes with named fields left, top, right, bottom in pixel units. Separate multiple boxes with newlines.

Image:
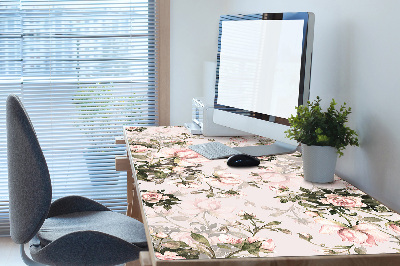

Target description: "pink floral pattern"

left=124, top=126, right=400, bottom=260
left=320, top=194, right=366, bottom=208
left=142, top=192, right=164, bottom=203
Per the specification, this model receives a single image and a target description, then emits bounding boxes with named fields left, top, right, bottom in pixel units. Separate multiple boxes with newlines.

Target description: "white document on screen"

left=217, top=19, right=304, bottom=119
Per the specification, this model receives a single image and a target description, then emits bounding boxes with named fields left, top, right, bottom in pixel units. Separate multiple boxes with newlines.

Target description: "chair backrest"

left=6, top=94, right=52, bottom=244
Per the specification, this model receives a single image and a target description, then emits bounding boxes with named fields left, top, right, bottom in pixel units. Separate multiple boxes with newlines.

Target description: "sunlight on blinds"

left=0, top=0, right=159, bottom=236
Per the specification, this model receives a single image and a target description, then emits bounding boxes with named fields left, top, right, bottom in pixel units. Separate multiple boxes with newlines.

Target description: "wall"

left=170, top=0, right=228, bottom=124
left=170, top=0, right=400, bottom=212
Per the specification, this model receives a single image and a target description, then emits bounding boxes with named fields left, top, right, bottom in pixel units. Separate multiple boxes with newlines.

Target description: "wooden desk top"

left=124, top=126, right=400, bottom=265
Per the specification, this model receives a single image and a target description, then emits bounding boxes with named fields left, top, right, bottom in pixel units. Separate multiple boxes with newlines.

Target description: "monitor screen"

left=213, top=13, right=314, bottom=156
left=217, top=19, right=304, bottom=119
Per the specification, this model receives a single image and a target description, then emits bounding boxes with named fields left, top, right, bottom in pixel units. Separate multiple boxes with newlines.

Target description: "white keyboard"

left=189, top=142, right=242, bottom=160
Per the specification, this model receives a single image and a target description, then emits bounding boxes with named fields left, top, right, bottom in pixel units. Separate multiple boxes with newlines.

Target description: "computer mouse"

left=227, top=154, right=260, bottom=167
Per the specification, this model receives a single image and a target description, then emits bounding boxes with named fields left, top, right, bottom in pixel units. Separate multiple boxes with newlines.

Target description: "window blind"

left=0, top=0, right=159, bottom=236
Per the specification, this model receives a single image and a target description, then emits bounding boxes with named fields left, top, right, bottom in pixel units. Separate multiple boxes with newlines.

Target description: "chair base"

left=20, top=244, right=45, bottom=266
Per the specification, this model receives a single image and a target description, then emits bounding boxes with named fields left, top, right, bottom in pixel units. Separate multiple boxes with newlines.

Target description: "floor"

left=0, top=237, right=25, bottom=266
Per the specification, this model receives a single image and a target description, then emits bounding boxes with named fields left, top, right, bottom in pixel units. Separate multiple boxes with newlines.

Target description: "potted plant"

left=285, top=96, right=359, bottom=183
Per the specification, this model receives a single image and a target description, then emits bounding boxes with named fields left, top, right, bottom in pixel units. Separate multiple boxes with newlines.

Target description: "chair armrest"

left=47, top=195, right=110, bottom=218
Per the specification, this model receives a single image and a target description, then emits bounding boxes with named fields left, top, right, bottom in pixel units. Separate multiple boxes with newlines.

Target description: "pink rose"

left=154, top=148, right=176, bottom=158
left=155, top=232, right=168, bottom=238
left=212, top=171, right=243, bottom=186
left=172, top=166, right=185, bottom=172
left=315, top=217, right=345, bottom=235
left=175, top=149, right=200, bottom=159
left=319, top=224, right=344, bottom=234
left=353, top=223, right=389, bottom=246
left=218, top=176, right=242, bottom=185
left=130, top=145, right=148, bottom=153
left=170, top=232, right=197, bottom=248
left=337, top=228, right=368, bottom=244
left=317, top=218, right=388, bottom=246
left=155, top=251, right=186, bottom=260
left=218, top=234, right=244, bottom=244
left=177, top=157, right=207, bottom=167
left=171, top=149, right=208, bottom=167
left=193, top=198, right=221, bottom=212
left=179, top=198, right=236, bottom=219
left=304, top=211, right=318, bottom=217
left=269, top=184, right=288, bottom=192
left=260, top=239, right=275, bottom=251
left=251, top=167, right=290, bottom=183
left=142, top=192, right=163, bottom=203
left=389, top=223, right=400, bottom=234
left=337, top=225, right=388, bottom=246
left=320, top=194, right=366, bottom=208
left=247, top=237, right=260, bottom=243
left=228, top=137, right=248, bottom=144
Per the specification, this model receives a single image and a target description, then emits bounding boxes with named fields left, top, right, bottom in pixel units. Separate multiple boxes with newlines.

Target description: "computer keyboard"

left=189, top=142, right=242, bottom=160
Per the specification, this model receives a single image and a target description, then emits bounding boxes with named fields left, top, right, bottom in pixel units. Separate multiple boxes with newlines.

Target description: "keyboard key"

left=189, top=142, right=242, bottom=160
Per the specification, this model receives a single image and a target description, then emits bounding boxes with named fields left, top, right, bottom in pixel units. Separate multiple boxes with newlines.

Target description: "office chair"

left=6, top=94, right=148, bottom=265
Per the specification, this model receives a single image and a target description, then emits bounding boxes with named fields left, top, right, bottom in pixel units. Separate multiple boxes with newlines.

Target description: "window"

left=0, top=0, right=169, bottom=236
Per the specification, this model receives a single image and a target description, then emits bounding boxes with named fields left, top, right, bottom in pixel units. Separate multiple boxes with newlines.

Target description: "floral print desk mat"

left=124, top=126, right=400, bottom=261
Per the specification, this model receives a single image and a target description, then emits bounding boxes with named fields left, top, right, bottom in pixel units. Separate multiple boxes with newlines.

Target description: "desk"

left=122, top=126, right=400, bottom=266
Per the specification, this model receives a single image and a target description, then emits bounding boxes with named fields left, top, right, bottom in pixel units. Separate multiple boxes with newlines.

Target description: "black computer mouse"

left=227, top=154, right=260, bottom=167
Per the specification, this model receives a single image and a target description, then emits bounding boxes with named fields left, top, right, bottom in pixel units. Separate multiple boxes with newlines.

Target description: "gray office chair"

left=6, top=94, right=148, bottom=266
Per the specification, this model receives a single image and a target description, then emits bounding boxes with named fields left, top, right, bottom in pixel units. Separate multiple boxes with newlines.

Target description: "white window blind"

left=0, top=0, right=159, bottom=236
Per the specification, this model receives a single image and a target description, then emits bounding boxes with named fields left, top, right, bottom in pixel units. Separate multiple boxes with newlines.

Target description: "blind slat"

left=0, top=0, right=159, bottom=236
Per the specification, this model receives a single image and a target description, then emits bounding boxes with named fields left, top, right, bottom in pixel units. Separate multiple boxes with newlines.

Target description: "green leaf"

left=266, top=221, right=281, bottom=226
left=298, top=233, right=313, bottom=241
left=206, top=193, right=215, bottom=198
left=178, top=241, right=190, bottom=248
left=163, top=241, right=181, bottom=249
left=277, top=228, right=292, bottom=234
left=132, top=154, right=148, bottom=160
left=154, top=171, right=167, bottom=179
left=136, top=169, right=149, bottom=180
left=298, top=201, right=316, bottom=208
left=354, top=246, right=367, bottom=254
left=376, top=206, right=389, bottom=212
left=191, top=232, right=211, bottom=247
left=185, top=175, right=196, bottom=180
left=248, top=249, right=260, bottom=256
left=217, top=243, right=231, bottom=249
left=362, top=217, right=382, bottom=222
left=280, top=198, right=289, bottom=203
left=225, top=189, right=240, bottom=195
left=329, top=209, right=338, bottom=215
left=176, top=249, right=200, bottom=260
left=241, top=241, right=261, bottom=252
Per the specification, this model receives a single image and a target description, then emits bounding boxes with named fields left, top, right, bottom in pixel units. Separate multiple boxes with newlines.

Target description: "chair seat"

left=37, top=211, right=147, bottom=248
left=7, top=95, right=147, bottom=265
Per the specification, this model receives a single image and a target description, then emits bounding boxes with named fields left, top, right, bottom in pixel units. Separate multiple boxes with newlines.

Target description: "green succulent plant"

left=285, top=96, right=359, bottom=157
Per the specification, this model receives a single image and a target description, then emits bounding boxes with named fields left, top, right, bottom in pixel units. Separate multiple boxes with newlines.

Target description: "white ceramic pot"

left=301, top=144, right=338, bottom=183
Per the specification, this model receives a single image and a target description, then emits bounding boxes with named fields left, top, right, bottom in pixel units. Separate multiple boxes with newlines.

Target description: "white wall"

left=170, top=0, right=400, bottom=212
left=170, top=0, right=228, bottom=124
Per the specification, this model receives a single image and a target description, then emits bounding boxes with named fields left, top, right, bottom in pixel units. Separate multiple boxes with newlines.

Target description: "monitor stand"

left=233, top=141, right=299, bottom=157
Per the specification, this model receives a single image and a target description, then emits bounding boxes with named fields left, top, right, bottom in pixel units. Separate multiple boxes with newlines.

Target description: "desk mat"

left=124, top=126, right=400, bottom=261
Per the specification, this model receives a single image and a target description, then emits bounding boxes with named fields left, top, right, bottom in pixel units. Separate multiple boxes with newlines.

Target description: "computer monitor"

left=213, top=12, right=315, bottom=156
